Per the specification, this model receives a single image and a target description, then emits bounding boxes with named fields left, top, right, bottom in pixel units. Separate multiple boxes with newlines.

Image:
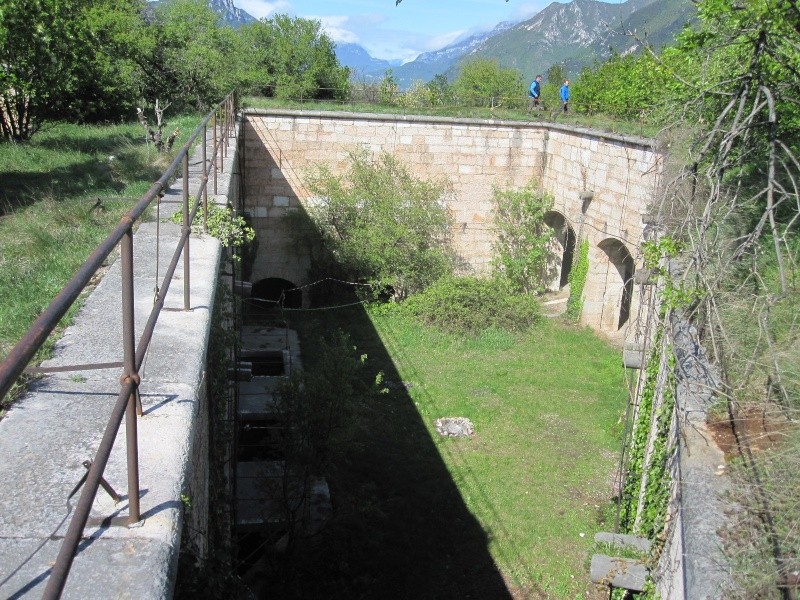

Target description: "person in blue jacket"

left=560, top=79, right=570, bottom=113
left=526, top=74, right=543, bottom=114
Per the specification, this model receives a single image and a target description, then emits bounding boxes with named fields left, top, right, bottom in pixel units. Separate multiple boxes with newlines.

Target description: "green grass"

left=0, top=116, right=202, bottom=411
left=242, top=95, right=658, bottom=138
left=283, top=303, right=626, bottom=599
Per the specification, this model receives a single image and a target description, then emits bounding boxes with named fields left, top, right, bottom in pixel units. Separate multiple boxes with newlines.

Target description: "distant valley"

left=338, top=0, right=695, bottom=88
left=196, top=0, right=695, bottom=89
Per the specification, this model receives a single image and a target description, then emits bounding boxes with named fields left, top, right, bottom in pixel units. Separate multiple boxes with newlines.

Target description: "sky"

left=234, top=0, right=549, bottom=63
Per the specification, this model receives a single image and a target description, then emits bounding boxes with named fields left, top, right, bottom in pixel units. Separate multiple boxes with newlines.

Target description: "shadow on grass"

left=0, top=149, right=164, bottom=215
left=256, top=299, right=514, bottom=600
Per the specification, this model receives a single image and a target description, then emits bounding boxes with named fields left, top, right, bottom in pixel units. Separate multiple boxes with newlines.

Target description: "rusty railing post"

left=222, top=103, right=228, bottom=162
left=202, top=124, right=208, bottom=234
left=182, top=153, right=191, bottom=311
left=121, top=229, right=141, bottom=524
left=213, top=112, right=218, bottom=194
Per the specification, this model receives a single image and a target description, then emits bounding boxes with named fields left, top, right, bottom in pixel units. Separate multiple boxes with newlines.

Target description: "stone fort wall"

left=242, top=110, right=663, bottom=340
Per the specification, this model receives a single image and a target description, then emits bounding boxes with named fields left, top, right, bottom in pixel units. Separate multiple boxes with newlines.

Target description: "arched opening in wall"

left=598, top=239, right=635, bottom=330
left=248, top=278, right=302, bottom=322
left=543, top=211, right=577, bottom=291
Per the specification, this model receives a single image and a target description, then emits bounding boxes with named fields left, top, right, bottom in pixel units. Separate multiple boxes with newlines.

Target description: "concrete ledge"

left=242, top=107, right=658, bottom=149
left=0, top=125, right=241, bottom=598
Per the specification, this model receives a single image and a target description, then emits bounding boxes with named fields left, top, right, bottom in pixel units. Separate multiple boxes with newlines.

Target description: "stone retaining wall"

left=242, top=110, right=663, bottom=340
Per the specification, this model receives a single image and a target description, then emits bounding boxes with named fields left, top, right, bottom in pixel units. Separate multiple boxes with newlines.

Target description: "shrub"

left=404, top=275, right=540, bottom=335
left=303, top=149, right=455, bottom=298
left=491, top=179, right=554, bottom=294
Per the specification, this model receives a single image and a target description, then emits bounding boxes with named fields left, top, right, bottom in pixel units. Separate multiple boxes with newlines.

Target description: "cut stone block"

left=594, top=531, right=652, bottom=553
left=590, top=554, right=648, bottom=592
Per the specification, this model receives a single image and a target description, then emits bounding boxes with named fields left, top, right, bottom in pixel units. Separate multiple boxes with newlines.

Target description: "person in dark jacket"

left=560, top=80, right=570, bottom=113
left=527, top=74, right=543, bottom=114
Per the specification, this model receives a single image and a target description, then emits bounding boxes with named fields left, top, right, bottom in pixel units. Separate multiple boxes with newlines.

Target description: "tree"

left=303, top=149, right=455, bottom=299
left=239, top=15, right=350, bottom=101
left=426, top=74, right=453, bottom=106
left=451, top=58, right=523, bottom=108
left=0, top=0, right=141, bottom=141
left=130, top=0, right=241, bottom=110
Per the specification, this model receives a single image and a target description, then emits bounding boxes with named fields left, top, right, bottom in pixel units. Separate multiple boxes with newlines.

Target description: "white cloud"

left=315, top=15, right=360, bottom=43
left=510, top=2, right=542, bottom=22
left=237, top=0, right=292, bottom=20
left=423, top=30, right=467, bottom=52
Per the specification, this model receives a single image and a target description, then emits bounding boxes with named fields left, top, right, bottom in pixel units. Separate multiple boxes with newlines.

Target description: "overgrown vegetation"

left=565, top=239, right=589, bottom=322
left=593, top=0, right=800, bottom=595
left=263, top=296, right=626, bottom=599
left=491, top=179, right=554, bottom=295
left=403, top=275, right=540, bottom=335
left=170, top=202, right=255, bottom=261
left=0, top=0, right=349, bottom=142
left=301, top=149, right=455, bottom=300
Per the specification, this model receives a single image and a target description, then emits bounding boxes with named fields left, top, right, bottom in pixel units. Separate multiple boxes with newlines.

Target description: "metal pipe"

left=213, top=112, right=218, bottom=194
left=120, top=230, right=141, bottom=523
left=183, top=153, right=191, bottom=311
left=2, top=91, right=236, bottom=598
left=41, top=382, right=135, bottom=600
left=202, top=125, right=208, bottom=234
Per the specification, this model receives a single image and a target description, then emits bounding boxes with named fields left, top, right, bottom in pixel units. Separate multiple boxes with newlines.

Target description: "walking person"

left=560, top=79, right=570, bottom=113
left=526, top=74, right=543, bottom=114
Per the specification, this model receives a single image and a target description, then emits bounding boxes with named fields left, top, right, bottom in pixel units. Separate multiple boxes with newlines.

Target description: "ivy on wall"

left=565, top=239, right=589, bottom=322
left=619, top=332, right=662, bottom=532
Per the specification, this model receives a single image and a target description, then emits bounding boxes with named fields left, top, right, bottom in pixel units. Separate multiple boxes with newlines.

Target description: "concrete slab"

left=238, top=379, right=283, bottom=419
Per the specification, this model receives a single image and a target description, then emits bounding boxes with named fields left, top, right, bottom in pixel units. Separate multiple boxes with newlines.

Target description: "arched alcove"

left=249, top=278, right=303, bottom=320
left=543, top=211, right=577, bottom=291
left=597, top=239, right=635, bottom=330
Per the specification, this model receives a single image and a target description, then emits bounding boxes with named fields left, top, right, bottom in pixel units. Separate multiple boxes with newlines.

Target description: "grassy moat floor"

left=268, top=303, right=627, bottom=599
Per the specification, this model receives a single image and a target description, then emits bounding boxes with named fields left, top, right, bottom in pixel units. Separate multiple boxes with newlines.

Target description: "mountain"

left=208, top=0, right=256, bottom=27
left=391, top=21, right=517, bottom=87
left=452, top=0, right=695, bottom=83
left=149, top=0, right=256, bottom=27
left=336, top=43, right=402, bottom=81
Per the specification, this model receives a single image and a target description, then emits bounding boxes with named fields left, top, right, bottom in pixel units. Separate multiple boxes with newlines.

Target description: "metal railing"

left=0, top=91, right=237, bottom=599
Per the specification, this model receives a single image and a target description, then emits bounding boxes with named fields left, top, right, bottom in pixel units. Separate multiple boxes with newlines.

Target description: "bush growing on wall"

left=491, top=179, right=554, bottom=295
left=303, top=149, right=455, bottom=298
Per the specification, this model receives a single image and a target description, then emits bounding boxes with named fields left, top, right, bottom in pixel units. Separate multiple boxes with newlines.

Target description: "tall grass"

left=0, top=116, right=202, bottom=411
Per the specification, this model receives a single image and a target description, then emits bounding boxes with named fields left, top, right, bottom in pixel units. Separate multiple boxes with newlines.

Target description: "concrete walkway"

left=0, top=123, right=240, bottom=598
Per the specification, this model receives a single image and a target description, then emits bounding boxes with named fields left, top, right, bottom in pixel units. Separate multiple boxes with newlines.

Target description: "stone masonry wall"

left=242, top=110, right=663, bottom=339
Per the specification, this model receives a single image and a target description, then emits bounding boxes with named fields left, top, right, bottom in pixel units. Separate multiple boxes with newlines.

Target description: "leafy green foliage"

left=238, top=14, right=349, bottom=101
left=378, top=69, right=399, bottom=104
left=491, top=179, right=554, bottom=294
left=303, top=149, right=455, bottom=298
left=565, top=239, right=589, bottom=322
left=277, top=330, right=372, bottom=476
left=404, top=275, right=541, bottom=335
left=0, top=0, right=141, bottom=140
left=451, top=58, right=524, bottom=108
left=170, top=203, right=255, bottom=259
left=426, top=74, right=454, bottom=106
